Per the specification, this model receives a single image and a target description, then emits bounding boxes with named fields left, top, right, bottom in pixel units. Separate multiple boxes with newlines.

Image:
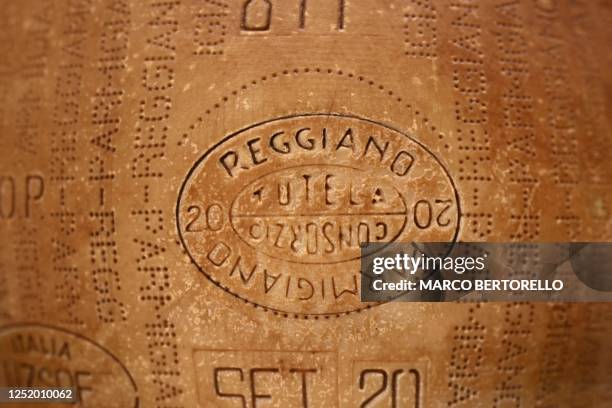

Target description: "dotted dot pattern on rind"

left=177, top=67, right=449, bottom=151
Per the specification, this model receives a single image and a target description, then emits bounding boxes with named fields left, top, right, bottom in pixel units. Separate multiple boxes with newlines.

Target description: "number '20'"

left=185, top=204, right=224, bottom=232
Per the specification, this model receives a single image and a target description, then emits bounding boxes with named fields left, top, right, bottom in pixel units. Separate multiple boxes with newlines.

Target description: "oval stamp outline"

left=228, top=163, right=410, bottom=265
left=0, top=322, right=139, bottom=407
left=176, top=112, right=461, bottom=318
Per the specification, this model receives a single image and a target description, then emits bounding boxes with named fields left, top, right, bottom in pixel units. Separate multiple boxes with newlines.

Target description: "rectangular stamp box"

left=192, top=349, right=337, bottom=407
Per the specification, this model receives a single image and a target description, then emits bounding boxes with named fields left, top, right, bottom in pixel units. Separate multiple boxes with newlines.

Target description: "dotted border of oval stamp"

left=176, top=67, right=450, bottom=151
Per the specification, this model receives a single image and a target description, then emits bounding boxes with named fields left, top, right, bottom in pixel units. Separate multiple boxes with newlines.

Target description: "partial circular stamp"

left=177, top=113, right=460, bottom=317
left=0, top=323, right=139, bottom=407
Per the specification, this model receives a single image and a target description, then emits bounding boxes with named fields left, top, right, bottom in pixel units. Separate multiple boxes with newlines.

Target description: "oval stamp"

left=177, top=114, right=460, bottom=316
left=0, top=324, right=139, bottom=407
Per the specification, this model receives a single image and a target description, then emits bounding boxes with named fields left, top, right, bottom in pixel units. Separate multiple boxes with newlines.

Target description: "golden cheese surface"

left=0, top=0, right=611, bottom=407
